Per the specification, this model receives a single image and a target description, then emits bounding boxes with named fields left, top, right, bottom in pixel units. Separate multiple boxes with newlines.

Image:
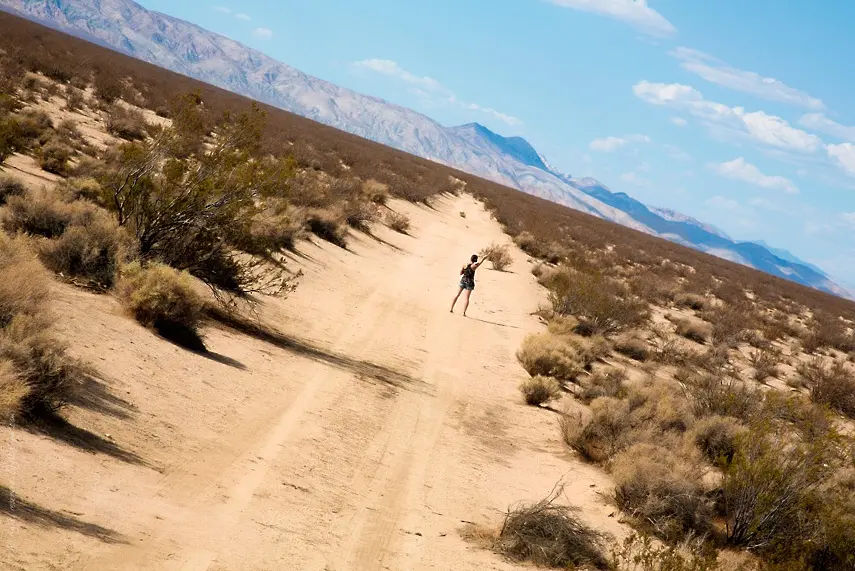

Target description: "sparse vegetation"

left=480, top=242, right=513, bottom=271
left=516, top=332, right=589, bottom=382
left=675, top=319, right=711, bottom=344
left=0, top=175, right=25, bottom=205
left=384, top=210, right=410, bottom=234
left=798, top=358, right=855, bottom=419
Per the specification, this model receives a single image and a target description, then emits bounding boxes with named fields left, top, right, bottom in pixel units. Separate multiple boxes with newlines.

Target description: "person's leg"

left=462, top=289, right=472, bottom=316
left=450, top=287, right=463, bottom=312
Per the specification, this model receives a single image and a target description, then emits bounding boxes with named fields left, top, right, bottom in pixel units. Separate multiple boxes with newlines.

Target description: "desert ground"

left=1, top=193, right=627, bottom=571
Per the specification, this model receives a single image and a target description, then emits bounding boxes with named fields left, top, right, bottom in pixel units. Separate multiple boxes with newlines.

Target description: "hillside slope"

left=0, top=194, right=628, bottom=570
left=0, top=0, right=849, bottom=298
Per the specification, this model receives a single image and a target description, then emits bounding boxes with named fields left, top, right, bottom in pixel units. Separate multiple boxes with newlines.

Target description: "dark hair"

left=471, top=254, right=479, bottom=263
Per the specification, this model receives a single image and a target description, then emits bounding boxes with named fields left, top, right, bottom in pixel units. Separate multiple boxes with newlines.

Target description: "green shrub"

left=519, top=375, right=562, bottom=406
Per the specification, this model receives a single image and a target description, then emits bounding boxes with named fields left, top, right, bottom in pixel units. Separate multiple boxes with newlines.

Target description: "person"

left=450, top=254, right=487, bottom=316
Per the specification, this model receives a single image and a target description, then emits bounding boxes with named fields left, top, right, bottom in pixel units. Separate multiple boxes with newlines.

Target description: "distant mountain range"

left=1, top=0, right=851, bottom=299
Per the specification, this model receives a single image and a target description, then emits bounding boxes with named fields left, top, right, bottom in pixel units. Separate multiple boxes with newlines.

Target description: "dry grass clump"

left=614, top=334, right=650, bottom=362
left=674, top=292, right=709, bottom=311
left=578, top=367, right=627, bottom=404
left=236, top=203, right=305, bottom=255
left=38, top=139, right=73, bottom=175
left=0, top=232, right=82, bottom=418
left=519, top=375, right=562, bottom=406
left=496, top=485, right=608, bottom=569
left=342, top=199, right=379, bottom=232
left=480, top=242, right=513, bottom=271
left=675, top=319, right=711, bottom=344
left=104, top=103, right=148, bottom=140
left=543, top=268, right=649, bottom=335
left=797, top=358, right=855, bottom=419
left=116, top=262, right=204, bottom=337
left=2, top=188, right=97, bottom=238
left=516, top=332, right=590, bottom=382
left=362, top=179, right=389, bottom=205
left=690, top=415, right=747, bottom=465
left=306, top=208, right=348, bottom=248
left=612, top=443, right=713, bottom=542
left=702, top=305, right=751, bottom=348
left=37, top=208, right=134, bottom=287
left=384, top=210, right=410, bottom=234
left=680, top=371, right=760, bottom=423
left=0, top=175, right=25, bottom=205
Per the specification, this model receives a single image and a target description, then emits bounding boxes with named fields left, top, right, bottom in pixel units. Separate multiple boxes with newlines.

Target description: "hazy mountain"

left=2, top=0, right=850, bottom=298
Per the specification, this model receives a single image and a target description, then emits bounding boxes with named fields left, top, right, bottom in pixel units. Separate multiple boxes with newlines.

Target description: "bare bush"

left=519, top=375, right=562, bottom=406
left=343, top=199, right=379, bottom=232
left=104, top=103, right=147, bottom=140
left=480, top=242, right=513, bottom=271
left=797, top=358, right=855, bottom=419
left=680, top=371, right=761, bottom=423
left=64, top=86, right=85, bottom=111
left=497, top=484, right=608, bottom=569
left=384, top=210, right=410, bottom=234
left=612, top=443, right=713, bottom=541
left=306, top=208, right=348, bottom=248
left=748, top=349, right=779, bottom=383
left=517, top=332, right=588, bottom=382
left=674, top=292, right=709, bottom=311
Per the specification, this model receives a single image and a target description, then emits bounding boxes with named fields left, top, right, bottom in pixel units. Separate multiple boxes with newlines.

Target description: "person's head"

left=471, top=254, right=479, bottom=263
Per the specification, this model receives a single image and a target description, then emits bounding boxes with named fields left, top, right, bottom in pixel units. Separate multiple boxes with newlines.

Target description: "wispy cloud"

left=827, top=143, right=855, bottom=177
left=547, top=0, right=675, bottom=37
left=620, top=171, right=653, bottom=188
left=589, top=134, right=650, bottom=151
left=213, top=5, right=231, bottom=13
left=353, top=59, right=522, bottom=126
left=235, top=13, right=251, bottom=21
left=710, top=158, right=799, bottom=194
left=633, top=81, right=823, bottom=153
left=841, top=212, right=855, bottom=227
left=670, top=117, right=687, bottom=127
left=253, top=27, right=273, bottom=39
left=670, top=48, right=824, bottom=110
left=213, top=6, right=253, bottom=22
left=799, top=113, right=855, bottom=142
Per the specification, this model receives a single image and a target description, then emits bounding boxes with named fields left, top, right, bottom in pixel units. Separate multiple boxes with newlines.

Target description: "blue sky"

left=137, top=0, right=855, bottom=287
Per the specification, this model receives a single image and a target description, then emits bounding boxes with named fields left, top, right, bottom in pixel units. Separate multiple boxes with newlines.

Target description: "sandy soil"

left=0, top=194, right=627, bottom=571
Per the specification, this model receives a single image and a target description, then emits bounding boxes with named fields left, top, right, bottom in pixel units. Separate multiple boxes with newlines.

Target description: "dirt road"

left=1, top=194, right=624, bottom=570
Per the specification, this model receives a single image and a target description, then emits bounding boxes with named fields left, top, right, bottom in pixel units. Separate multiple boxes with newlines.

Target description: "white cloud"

left=633, top=81, right=823, bottom=153
left=670, top=48, right=824, bottom=110
left=827, top=143, right=855, bottom=177
left=670, top=116, right=687, bottom=127
left=664, top=144, right=692, bottom=161
left=253, top=27, right=273, bottom=39
left=799, top=113, right=855, bottom=141
left=589, top=134, right=650, bottom=151
left=235, top=13, right=251, bottom=21
left=548, top=0, right=675, bottom=37
left=620, top=171, right=653, bottom=188
left=711, top=158, right=799, bottom=194
left=213, top=6, right=231, bottom=13
left=354, top=59, right=522, bottom=126
left=841, top=212, right=855, bottom=227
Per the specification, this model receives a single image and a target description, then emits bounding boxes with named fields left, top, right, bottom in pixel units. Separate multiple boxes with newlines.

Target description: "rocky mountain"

left=1, top=0, right=850, bottom=298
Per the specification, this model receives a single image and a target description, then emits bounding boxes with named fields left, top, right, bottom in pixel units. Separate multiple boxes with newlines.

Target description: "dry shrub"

left=37, top=208, right=134, bottom=287
left=747, top=349, right=779, bottom=383
left=797, top=358, right=855, bottom=419
left=384, top=210, right=410, bottom=234
left=497, top=485, right=608, bottom=569
left=116, top=262, right=203, bottom=336
left=0, top=175, right=25, bottom=205
left=723, top=430, right=836, bottom=551
left=0, top=233, right=82, bottom=417
left=517, top=332, right=588, bottom=382
left=610, top=533, right=724, bottom=571
left=343, top=199, right=379, bottom=232
left=38, top=139, right=73, bottom=175
left=543, top=268, right=649, bottom=335
left=612, top=443, right=713, bottom=541
left=104, top=103, right=147, bottom=140
left=57, top=177, right=104, bottom=205
left=2, top=189, right=98, bottom=238
left=675, top=319, right=711, bottom=345
left=459, top=210, right=466, bottom=218
left=702, top=305, right=752, bottom=348
left=690, top=415, right=747, bottom=465
left=237, top=203, right=305, bottom=255
left=64, top=86, right=85, bottom=111
left=480, top=242, right=513, bottom=271
left=674, top=292, right=709, bottom=311
left=680, top=371, right=760, bottom=423
left=514, top=231, right=565, bottom=264
left=579, top=367, right=628, bottom=404
left=306, top=208, right=348, bottom=248
left=362, top=179, right=389, bottom=205
left=519, top=375, right=562, bottom=406
left=614, top=335, right=650, bottom=362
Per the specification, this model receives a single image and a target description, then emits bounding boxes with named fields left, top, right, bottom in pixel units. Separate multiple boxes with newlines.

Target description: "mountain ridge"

left=2, top=0, right=850, bottom=298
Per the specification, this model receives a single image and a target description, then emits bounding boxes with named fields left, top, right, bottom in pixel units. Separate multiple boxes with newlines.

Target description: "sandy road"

left=2, top=194, right=625, bottom=571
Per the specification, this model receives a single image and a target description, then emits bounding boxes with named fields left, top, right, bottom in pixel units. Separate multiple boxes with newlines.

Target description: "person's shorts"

left=459, top=280, right=475, bottom=291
